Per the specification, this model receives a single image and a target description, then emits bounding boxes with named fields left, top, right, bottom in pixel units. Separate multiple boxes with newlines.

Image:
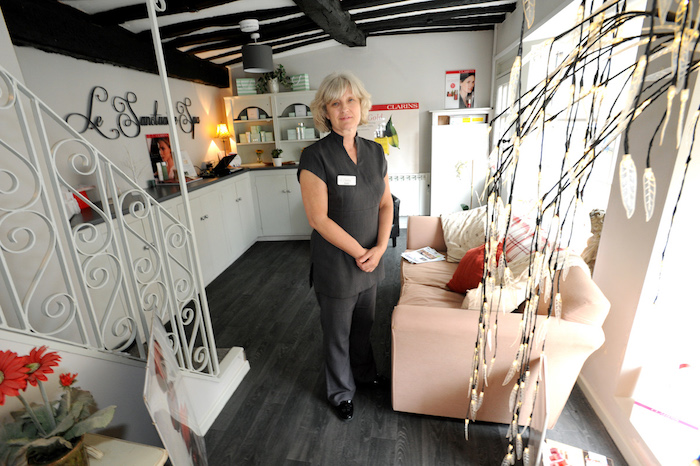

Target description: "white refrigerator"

left=429, top=108, right=492, bottom=216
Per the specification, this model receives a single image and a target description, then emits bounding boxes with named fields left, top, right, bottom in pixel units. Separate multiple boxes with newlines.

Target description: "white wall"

left=13, top=47, right=229, bottom=190
left=230, top=31, right=495, bottom=174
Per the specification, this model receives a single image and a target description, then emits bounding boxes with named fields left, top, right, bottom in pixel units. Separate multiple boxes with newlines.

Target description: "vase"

left=267, top=77, right=279, bottom=93
left=26, top=437, right=89, bottom=466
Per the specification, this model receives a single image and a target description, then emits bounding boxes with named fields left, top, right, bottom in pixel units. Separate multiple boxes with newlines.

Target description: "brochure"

left=544, top=439, right=614, bottom=466
left=401, top=247, right=446, bottom=264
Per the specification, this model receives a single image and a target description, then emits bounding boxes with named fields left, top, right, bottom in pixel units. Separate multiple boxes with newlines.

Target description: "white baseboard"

left=181, top=347, right=250, bottom=434
left=577, top=375, right=661, bottom=466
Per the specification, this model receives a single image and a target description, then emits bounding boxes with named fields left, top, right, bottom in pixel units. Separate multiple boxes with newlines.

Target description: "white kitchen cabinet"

left=220, top=174, right=258, bottom=260
left=254, top=169, right=312, bottom=238
left=179, top=187, right=229, bottom=285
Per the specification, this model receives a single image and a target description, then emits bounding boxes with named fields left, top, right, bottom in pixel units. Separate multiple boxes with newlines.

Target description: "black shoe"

left=334, top=400, right=353, bottom=421
left=356, top=374, right=390, bottom=389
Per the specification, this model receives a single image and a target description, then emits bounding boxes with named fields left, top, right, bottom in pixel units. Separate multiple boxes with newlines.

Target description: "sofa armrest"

left=391, top=304, right=605, bottom=427
left=406, top=216, right=446, bottom=251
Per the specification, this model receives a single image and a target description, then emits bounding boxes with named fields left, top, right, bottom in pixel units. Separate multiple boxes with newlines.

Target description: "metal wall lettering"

left=65, top=86, right=200, bottom=139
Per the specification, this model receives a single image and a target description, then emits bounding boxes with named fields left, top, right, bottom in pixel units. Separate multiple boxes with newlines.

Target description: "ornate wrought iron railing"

left=0, top=64, right=219, bottom=376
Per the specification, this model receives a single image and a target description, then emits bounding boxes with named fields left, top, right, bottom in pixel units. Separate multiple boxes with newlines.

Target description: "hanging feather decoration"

left=509, top=381, right=520, bottom=411
left=677, top=88, right=690, bottom=148
left=523, top=0, right=536, bottom=29
left=660, top=85, right=676, bottom=145
left=643, top=168, right=657, bottom=222
left=507, top=57, right=522, bottom=124
left=678, top=29, right=699, bottom=90
left=516, top=433, right=524, bottom=460
left=619, top=154, right=637, bottom=219
left=523, top=447, right=531, bottom=466
left=464, top=419, right=469, bottom=441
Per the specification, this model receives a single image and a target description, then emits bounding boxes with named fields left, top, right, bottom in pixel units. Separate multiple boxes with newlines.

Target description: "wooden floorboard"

left=204, top=233, right=628, bottom=465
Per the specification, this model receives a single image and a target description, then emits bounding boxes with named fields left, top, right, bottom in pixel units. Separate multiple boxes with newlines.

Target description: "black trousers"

left=316, top=285, right=378, bottom=406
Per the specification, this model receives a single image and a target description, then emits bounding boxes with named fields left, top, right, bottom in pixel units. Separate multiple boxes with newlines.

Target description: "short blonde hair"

left=310, top=72, right=372, bottom=133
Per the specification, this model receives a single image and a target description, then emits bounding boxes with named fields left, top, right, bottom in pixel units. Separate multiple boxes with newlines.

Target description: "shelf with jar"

left=224, top=91, right=318, bottom=164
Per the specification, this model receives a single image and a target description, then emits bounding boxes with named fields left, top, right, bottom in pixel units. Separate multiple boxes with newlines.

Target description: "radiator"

left=388, top=173, right=430, bottom=216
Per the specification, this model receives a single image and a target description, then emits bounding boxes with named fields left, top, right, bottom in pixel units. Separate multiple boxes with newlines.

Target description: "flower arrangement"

left=0, top=347, right=116, bottom=466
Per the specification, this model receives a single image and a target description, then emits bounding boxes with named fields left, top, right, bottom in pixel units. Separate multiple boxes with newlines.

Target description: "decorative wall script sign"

left=65, top=86, right=200, bottom=140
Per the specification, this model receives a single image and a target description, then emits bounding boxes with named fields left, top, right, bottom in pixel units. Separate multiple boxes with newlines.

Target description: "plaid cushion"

left=505, top=216, right=537, bottom=262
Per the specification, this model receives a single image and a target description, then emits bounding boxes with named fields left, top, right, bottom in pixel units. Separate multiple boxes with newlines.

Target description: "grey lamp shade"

left=242, top=44, right=274, bottom=73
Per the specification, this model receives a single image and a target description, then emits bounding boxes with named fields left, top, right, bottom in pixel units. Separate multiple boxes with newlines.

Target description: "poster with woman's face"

left=147, top=133, right=174, bottom=180
left=445, top=69, right=476, bottom=109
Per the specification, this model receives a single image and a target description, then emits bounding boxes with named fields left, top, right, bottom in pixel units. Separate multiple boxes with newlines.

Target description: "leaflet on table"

left=544, top=439, right=614, bottom=466
left=401, top=247, right=445, bottom=264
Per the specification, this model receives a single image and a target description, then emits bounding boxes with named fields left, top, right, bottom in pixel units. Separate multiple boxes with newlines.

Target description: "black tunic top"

left=297, top=130, right=387, bottom=298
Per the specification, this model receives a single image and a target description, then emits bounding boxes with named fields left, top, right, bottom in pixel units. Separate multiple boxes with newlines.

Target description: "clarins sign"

left=65, top=86, right=200, bottom=140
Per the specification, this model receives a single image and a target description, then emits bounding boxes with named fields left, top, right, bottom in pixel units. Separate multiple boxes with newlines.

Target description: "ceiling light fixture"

left=239, top=19, right=273, bottom=73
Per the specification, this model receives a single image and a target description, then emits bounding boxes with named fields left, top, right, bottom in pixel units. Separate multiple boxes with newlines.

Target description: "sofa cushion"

left=398, top=282, right=465, bottom=308
left=462, top=252, right=532, bottom=312
left=401, top=257, right=458, bottom=289
left=440, top=207, right=488, bottom=262
left=447, top=242, right=504, bottom=293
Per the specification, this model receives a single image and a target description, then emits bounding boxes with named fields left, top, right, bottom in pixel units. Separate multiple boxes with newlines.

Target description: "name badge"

left=337, top=175, right=356, bottom=186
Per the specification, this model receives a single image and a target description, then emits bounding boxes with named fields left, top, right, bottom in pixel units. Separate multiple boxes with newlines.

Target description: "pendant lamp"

left=240, top=19, right=273, bottom=73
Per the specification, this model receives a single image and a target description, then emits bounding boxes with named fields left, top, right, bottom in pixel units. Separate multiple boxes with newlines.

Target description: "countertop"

left=70, top=164, right=299, bottom=227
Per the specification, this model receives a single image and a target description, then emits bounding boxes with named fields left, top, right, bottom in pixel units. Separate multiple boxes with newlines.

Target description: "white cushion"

left=440, top=207, right=488, bottom=263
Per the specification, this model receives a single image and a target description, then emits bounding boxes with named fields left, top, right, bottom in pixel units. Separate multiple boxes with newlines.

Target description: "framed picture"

left=147, top=133, right=173, bottom=181
left=445, top=69, right=475, bottom=109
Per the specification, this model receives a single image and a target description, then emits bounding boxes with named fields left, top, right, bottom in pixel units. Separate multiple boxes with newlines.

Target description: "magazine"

left=544, top=439, right=614, bottom=466
left=401, top=247, right=445, bottom=264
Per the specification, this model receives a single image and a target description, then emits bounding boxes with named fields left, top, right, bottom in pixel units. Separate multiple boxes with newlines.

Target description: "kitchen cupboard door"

left=285, top=173, right=312, bottom=236
left=255, top=173, right=291, bottom=236
left=178, top=188, right=229, bottom=285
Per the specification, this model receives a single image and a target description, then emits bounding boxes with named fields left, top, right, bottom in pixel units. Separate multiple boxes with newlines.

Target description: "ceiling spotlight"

left=239, top=19, right=273, bottom=73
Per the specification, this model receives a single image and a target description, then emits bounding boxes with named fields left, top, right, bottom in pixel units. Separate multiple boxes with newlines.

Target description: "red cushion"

left=447, top=242, right=504, bottom=293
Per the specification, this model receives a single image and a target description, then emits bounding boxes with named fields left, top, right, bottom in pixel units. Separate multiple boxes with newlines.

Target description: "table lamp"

left=215, top=124, right=231, bottom=153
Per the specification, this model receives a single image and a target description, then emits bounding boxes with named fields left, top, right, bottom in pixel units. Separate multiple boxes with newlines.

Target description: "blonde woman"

left=298, top=72, right=393, bottom=421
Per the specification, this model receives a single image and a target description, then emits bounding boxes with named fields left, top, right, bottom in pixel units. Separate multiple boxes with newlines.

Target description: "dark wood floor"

left=204, top=232, right=627, bottom=466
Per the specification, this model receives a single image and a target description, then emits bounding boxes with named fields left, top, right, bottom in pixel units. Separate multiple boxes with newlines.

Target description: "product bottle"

left=296, top=122, right=305, bottom=140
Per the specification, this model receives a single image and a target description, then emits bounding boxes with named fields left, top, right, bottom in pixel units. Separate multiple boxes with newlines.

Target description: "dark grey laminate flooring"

left=204, top=232, right=627, bottom=466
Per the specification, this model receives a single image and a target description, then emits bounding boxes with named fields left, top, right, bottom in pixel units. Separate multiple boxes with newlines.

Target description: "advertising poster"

left=358, top=102, right=419, bottom=174
left=445, top=69, right=476, bottom=109
left=144, top=318, right=208, bottom=466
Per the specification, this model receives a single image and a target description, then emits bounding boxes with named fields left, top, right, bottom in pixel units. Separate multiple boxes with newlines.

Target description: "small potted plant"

left=256, top=65, right=292, bottom=94
left=271, top=148, right=283, bottom=167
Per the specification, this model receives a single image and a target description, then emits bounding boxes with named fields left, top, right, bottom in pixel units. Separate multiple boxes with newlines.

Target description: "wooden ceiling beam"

left=0, top=0, right=229, bottom=87
left=359, top=13, right=506, bottom=33
left=292, top=0, right=366, bottom=47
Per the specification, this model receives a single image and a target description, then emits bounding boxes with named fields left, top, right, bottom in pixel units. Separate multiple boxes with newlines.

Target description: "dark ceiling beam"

left=352, top=2, right=516, bottom=21
left=0, top=0, right=229, bottom=87
left=91, top=0, right=244, bottom=25
left=358, top=13, right=506, bottom=33
left=341, top=0, right=515, bottom=9
left=292, top=0, right=366, bottom=47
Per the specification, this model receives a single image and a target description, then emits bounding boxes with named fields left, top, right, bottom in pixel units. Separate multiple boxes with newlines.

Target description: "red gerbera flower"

left=24, top=346, right=61, bottom=387
left=0, top=350, right=29, bottom=405
left=59, top=373, right=78, bottom=387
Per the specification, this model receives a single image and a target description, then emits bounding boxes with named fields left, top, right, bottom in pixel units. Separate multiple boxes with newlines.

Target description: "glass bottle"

left=296, top=122, right=305, bottom=140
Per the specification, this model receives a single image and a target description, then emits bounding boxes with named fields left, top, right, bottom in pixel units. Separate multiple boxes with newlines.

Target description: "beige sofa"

left=391, top=216, right=610, bottom=428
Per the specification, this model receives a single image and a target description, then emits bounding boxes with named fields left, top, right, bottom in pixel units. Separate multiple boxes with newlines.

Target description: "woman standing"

left=298, top=72, right=393, bottom=421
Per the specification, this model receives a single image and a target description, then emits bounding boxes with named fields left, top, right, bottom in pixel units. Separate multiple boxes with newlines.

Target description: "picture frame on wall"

left=445, top=69, right=475, bottom=109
